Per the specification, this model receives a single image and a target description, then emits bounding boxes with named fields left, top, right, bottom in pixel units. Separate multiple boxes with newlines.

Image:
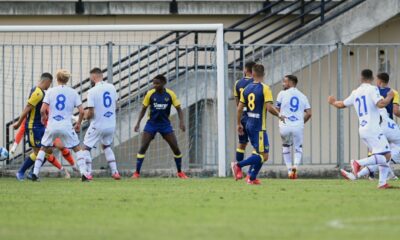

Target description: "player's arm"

left=392, top=90, right=400, bottom=117
left=74, top=105, right=84, bottom=132
left=266, top=102, right=285, bottom=122
left=234, top=80, right=240, bottom=106
left=85, top=107, right=94, bottom=120
left=328, top=96, right=346, bottom=109
left=170, top=90, right=185, bottom=132
left=13, top=104, right=33, bottom=129
left=40, top=103, right=49, bottom=125
left=134, top=105, right=148, bottom=132
left=304, top=109, right=312, bottom=123
left=176, top=106, right=186, bottom=132
left=376, top=90, right=394, bottom=108
left=237, top=102, right=245, bottom=136
left=303, top=96, right=312, bottom=123
left=264, top=85, right=285, bottom=122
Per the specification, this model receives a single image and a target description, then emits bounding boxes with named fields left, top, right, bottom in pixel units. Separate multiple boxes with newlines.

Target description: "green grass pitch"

left=0, top=178, right=400, bottom=240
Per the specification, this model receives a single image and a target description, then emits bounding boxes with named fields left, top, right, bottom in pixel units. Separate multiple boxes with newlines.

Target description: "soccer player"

left=341, top=108, right=400, bottom=181
left=376, top=72, right=400, bottom=119
left=132, top=74, right=188, bottom=179
left=82, top=68, right=120, bottom=180
left=12, top=73, right=70, bottom=180
left=276, top=75, right=312, bottom=179
left=12, top=118, right=77, bottom=179
left=31, top=69, right=89, bottom=181
left=328, top=69, right=393, bottom=189
left=231, top=64, right=285, bottom=185
left=233, top=61, right=256, bottom=176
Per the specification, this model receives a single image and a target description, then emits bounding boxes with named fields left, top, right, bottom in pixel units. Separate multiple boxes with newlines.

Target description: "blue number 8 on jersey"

left=55, top=94, right=66, bottom=111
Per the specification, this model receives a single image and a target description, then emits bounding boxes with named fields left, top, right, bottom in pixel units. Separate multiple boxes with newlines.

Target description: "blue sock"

left=174, top=154, right=182, bottom=172
left=136, top=154, right=145, bottom=173
left=250, top=160, right=264, bottom=181
left=236, top=148, right=245, bottom=162
left=18, top=156, right=35, bottom=175
left=238, top=154, right=262, bottom=168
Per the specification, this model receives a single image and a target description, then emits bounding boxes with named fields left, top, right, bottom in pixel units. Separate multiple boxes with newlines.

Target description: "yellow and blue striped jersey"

left=25, top=87, right=45, bottom=129
left=234, top=76, right=253, bottom=122
left=143, top=88, right=181, bottom=124
left=240, top=82, right=273, bottom=131
left=379, top=87, right=399, bottom=119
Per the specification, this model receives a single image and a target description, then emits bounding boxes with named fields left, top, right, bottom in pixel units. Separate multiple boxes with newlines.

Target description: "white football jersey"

left=44, top=85, right=82, bottom=128
left=343, top=83, right=383, bottom=133
left=87, top=81, right=117, bottom=129
left=276, top=87, right=311, bottom=127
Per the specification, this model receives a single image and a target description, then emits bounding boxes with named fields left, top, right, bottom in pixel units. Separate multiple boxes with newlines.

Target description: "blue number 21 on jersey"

left=355, top=95, right=368, bottom=116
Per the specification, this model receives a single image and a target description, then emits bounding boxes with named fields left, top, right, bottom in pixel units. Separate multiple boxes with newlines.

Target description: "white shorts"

left=279, top=126, right=304, bottom=147
left=360, top=130, right=390, bottom=154
left=41, top=125, right=80, bottom=149
left=382, top=121, right=400, bottom=147
left=83, top=125, right=115, bottom=149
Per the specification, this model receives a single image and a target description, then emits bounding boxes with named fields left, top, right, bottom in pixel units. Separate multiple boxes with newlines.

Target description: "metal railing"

left=4, top=0, right=365, bottom=166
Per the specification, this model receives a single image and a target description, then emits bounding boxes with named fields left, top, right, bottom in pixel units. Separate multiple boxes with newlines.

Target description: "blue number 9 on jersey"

left=103, top=91, right=112, bottom=108
left=290, top=96, right=299, bottom=112
left=55, top=94, right=66, bottom=111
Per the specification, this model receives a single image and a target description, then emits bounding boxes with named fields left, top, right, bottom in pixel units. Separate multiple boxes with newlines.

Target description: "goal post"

left=0, top=24, right=227, bottom=177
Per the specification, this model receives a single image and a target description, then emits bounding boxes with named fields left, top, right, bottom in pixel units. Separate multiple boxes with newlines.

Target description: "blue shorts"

left=144, top=121, right=174, bottom=137
left=26, top=126, right=45, bottom=148
left=247, top=128, right=269, bottom=154
left=238, top=118, right=249, bottom=144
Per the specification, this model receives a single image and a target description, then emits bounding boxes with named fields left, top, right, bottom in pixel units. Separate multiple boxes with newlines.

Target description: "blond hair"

left=56, top=69, right=71, bottom=84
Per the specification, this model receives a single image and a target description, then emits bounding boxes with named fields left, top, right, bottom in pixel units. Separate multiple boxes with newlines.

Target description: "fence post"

left=106, top=41, right=113, bottom=83
left=337, top=42, right=344, bottom=168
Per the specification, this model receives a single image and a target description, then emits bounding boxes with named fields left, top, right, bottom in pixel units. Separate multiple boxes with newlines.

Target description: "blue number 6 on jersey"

left=103, top=91, right=112, bottom=108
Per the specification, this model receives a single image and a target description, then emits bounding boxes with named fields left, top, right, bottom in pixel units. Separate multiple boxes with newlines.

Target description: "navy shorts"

left=247, top=128, right=269, bottom=154
left=26, top=126, right=45, bottom=148
left=144, top=121, right=174, bottom=137
left=238, top=118, right=249, bottom=144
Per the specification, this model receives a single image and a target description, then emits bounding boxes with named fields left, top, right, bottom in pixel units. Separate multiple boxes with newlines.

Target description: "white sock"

left=104, top=147, right=118, bottom=174
left=378, top=163, right=390, bottom=186
left=357, top=155, right=386, bottom=167
left=294, top=146, right=302, bottom=168
left=358, top=166, right=377, bottom=178
left=282, top=146, right=292, bottom=171
left=33, top=150, right=46, bottom=176
left=83, top=150, right=92, bottom=174
left=75, top=150, right=87, bottom=176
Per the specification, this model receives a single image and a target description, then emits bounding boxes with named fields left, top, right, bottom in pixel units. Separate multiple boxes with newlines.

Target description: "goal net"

left=0, top=25, right=227, bottom=177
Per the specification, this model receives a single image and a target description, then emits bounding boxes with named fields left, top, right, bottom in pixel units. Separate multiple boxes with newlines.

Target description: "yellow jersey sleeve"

left=27, top=88, right=44, bottom=107
left=239, top=88, right=246, bottom=103
left=143, top=89, right=155, bottom=107
left=234, top=80, right=239, bottom=97
left=263, top=84, right=273, bottom=103
left=166, top=89, right=181, bottom=107
left=393, top=90, right=399, bottom=105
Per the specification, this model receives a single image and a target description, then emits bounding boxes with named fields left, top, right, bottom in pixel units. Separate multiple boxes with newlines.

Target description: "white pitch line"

left=327, top=216, right=400, bottom=229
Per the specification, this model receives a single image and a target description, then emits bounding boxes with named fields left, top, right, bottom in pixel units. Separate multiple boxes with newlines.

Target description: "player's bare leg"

left=162, top=132, right=188, bottom=179
left=132, top=132, right=154, bottom=179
